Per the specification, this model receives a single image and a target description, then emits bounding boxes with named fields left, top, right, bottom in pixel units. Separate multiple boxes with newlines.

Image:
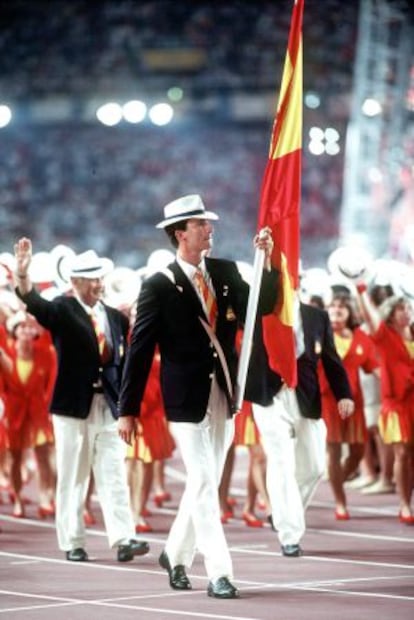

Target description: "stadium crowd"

left=0, top=121, right=346, bottom=270
left=0, top=0, right=358, bottom=99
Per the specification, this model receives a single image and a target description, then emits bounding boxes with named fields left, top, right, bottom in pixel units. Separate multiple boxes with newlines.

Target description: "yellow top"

left=334, top=333, right=352, bottom=359
left=16, top=358, right=33, bottom=384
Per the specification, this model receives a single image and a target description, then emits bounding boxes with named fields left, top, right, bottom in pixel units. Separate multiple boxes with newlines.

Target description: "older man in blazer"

left=245, top=296, right=354, bottom=557
left=14, top=238, right=149, bottom=563
left=118, top=194, right=277, bottom=599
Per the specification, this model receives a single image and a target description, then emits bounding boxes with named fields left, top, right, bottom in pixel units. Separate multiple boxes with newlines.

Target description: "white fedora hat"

left=49, top=244, right=76, bottom=290
left=69, top=250, right=113, bottom=279
left=156, top=194, right=219, bottom=229
left=327, top=246, right=372, bottom=280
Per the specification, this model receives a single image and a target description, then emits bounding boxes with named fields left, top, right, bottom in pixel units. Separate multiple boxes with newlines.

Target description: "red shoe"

left=153, top=491, right=171, bottom=507
left=38, top=505, right=55, bottom=519
left=335, top=509, right=350, bottom=521
left=135, top=522, right=153, bottom=533
left=221, top=510, right=233, bottom=524
left=242, top=513, right=264, bottom=528
left=83, top=509, right=97, bottom=526
left=399, top=512, right=414, bottom=525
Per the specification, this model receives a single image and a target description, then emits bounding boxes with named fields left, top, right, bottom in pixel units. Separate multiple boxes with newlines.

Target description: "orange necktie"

left=90, top=310, right=111, bottom=363
left=194, top=269, right=218, bottom=329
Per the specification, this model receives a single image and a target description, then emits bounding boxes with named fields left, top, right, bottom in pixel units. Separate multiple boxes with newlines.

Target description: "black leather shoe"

left=159, top=550, right=192, bottom=590
left=281, top=544, right=303, bottom=557
left=117, top=539, right=150, bottom=562
left=207, top=576, right=239, bottom=599
left=66, top=547, right=88, bottom=562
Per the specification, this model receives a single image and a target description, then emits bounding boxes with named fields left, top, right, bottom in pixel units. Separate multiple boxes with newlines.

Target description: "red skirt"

left=379, top=398, right=414, bottom=444
left=126, top=415, right=175, bottom=463
left=234, top=401, right=261, bottom=446
left=323, top=404, right=367, bottom=444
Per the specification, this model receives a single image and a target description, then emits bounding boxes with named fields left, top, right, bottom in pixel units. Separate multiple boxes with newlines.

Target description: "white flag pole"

left=235, top=245, right=265, bottom=412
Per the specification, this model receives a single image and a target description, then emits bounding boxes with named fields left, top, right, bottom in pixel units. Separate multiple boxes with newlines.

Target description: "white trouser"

left=166, top=376, right=234, bottom=581
left=253, top=387, right=326, bottom=546
left=52, top=394, right=135, bottom=551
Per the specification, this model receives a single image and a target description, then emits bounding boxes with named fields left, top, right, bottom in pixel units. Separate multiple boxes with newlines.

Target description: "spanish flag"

left=258, top=0, right=303, bottom=387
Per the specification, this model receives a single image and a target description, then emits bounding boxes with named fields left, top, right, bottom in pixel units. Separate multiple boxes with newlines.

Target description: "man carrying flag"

left=244, top=0, right=354, bottom=557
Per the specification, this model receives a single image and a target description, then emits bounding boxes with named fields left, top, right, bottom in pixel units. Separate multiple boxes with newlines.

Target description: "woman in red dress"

left=0, top=323, right=11, bottom=495
left=125, top=349, right=175, bottom=532
left=357, top=288, right=414, bottom=524
left=320, top=293, right=379, bottom=519
left=1, top=311, right=57, bottom=517
left=232, top=400, right=271, bottom=527
left=30, top=317, right=58, bottom=518
left=219, top=329, right=271, bottom=527
left=122, top=299, right=175, bottom=533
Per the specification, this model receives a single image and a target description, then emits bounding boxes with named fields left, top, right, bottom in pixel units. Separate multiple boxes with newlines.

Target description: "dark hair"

left=164, top=220, right=188, bottom=248
left=309, top=294, right=325, bottom=310
left=369, top=284, right=394, bottom=308
left=330, top=292, right=360, bottom=329
left=331, top=284, right=352, bottom=296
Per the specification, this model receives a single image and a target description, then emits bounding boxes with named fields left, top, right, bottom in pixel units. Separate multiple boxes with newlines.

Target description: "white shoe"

left=361, top=479, right=394, bottom=494
left=345, top=476, right=376, bottom=490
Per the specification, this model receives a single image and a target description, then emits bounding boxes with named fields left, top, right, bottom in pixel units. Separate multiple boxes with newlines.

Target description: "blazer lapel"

left=170, top=261, right=208, bottom=320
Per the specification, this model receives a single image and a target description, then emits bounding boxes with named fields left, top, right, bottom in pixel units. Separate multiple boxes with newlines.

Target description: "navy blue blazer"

left=119, top=257, right=278, bottom=423
left=16, top=288, right=129, bottom=419
left=244, top=302, right=352, bottom=419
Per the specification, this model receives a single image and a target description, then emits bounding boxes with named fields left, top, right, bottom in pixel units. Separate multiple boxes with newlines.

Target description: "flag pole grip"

left=235, top=243, right=265, bottom=412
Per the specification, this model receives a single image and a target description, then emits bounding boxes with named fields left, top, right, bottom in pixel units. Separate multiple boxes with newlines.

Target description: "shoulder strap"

left=199, top=317, right=233, bottom=399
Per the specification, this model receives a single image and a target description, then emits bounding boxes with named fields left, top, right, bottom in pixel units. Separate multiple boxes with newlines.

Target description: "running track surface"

left=1, top=448, right=413, bottom=620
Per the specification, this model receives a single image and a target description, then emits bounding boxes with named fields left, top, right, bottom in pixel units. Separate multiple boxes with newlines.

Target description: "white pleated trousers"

left=253, top=387, right=326, bottom=546
left=52, top=394, right=135, bottom=551
left=166, top=376, right=234, bottom=581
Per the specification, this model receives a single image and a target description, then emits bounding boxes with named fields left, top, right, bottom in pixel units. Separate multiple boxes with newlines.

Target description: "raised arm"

left=13, top=237, right=34, bottom=295
left=355, top=282, right=381, bottom=335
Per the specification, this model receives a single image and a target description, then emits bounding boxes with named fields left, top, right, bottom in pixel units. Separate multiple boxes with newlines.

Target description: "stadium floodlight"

left=123, top=100, right=147, bottom=123
left=167, top=87, right=184, bottom=102
left=0, top=104, right=12, bottom=128
left=148, top=103, right=174, bottom=126
left=309, top=126, right=324, bottom=141
left=308, top=139, right=325, bottom=155
left=96, top=102, right=123, bottom=126
left=325, top=142, right=340, bottom=156
left=304, top=91, right=320, bottom=109
left=362, top=98, right=382, bottom=117
left=324, top=127, right=340, bottom=143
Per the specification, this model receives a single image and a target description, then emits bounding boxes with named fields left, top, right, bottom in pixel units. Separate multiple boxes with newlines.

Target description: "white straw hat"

left=156, top=194, right=219, bottom=229
left=69, top=250, right=113, bottom=279
left=327, top=246, right=372, bottom=280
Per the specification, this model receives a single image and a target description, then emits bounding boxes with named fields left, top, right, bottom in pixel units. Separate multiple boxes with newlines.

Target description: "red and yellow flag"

left=258, top=0, right=303, bottom=387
